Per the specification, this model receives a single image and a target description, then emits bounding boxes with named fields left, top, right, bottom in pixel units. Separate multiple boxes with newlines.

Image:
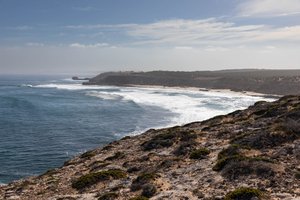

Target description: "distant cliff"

left=1, top=95, right=300, bottom=199
left=83, top=70, right=300, bottom=95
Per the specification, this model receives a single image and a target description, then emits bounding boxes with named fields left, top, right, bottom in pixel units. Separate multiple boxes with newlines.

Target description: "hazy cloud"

left=237, top=0, right=300, bottom=17
left=69, top=43, right=109, bottom=48
left=126, top=19, right=300, bottom=46
left=64, top=18, right=300, bottom=47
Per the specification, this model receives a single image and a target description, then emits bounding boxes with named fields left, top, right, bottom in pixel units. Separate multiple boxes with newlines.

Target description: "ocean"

left=0, top=75, right=274, bottom=184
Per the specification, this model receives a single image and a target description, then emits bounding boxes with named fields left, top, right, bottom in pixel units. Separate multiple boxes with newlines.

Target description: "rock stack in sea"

left=1, top=95, right=300, bottom=200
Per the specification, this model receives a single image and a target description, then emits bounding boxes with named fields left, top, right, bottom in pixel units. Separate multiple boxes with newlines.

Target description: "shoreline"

left=124, top=84, right=281, bottom=99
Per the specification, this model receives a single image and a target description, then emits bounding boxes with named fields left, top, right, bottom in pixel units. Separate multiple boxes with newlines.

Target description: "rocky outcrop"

left=1, top=95, right=300, bottom=200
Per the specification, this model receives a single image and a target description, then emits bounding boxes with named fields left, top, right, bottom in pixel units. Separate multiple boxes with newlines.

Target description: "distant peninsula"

left=83, top=69, right=300, bottom=96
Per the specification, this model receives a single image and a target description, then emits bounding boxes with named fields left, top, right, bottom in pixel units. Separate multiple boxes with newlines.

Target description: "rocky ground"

left=1, top=95, right=300, bottom=200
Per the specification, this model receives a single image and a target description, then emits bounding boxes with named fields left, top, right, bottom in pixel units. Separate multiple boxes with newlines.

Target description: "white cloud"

left=126, top=19, right=300, bottom=46
left=65, top=24, right=136, bottom=30
left=237, top=0, right=300, bottom=17
left=65, top=18, right=300, bottom=47
left=69, top=43, right=109, bottom=48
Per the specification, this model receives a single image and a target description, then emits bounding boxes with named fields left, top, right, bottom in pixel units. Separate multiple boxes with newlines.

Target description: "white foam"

left=20, top=84, right=33, bottom=88
left=84, top=86, right=273, bottom=126
left=33, top=83, right=118, bottom=90
left=86, top=91, right=123, bottom=100
left=33, top=83, right=274, bottom=128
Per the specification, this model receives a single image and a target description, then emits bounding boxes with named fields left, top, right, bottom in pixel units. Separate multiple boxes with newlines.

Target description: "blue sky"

left=0, top=0, right=300, bottom=74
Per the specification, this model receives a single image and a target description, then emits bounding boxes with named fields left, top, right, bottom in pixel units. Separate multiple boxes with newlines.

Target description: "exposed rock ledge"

left=1, top=95, right=300, bottom=200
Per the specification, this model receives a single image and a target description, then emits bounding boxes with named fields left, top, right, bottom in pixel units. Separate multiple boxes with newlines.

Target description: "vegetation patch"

left=222, top=159, right=275, bottom=179
left=159, top=159, right=177, bottom=168
left=98, top=192, right=118, bottom=200
left=131, top=172, right=158, bottom=191
left=105, top=152, right=125, bottom=161
left=213, top=154, right=273, bottom=171
left=72, top=169, right=126, bottom=190
left=232, top=129, right=298, bottom=149
left=224, top=187, right=263, bottom=200
left=80, top=150, right=96, bottom=159
left=173, top=141, right=196, bottom=156
left=189, top=148, right=210, bottom=159
left=127, top=166, right=141, bottom=173
left=141, top=184, right=157, bottom=198
left=89, top=161, right=110, bottom=170
left=141, top=129, right=197, bottom=151
left=218, top=144, right=243, bottom=160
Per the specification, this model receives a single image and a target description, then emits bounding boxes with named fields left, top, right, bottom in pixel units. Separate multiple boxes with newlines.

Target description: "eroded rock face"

left=1, top=96, right=300, bottom=200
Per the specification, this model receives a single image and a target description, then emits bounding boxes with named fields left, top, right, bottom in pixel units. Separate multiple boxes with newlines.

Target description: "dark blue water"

left=0, top=75, right=173, bottom=183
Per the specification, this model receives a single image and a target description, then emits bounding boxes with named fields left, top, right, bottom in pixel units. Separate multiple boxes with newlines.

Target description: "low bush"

left=141, top=184, right=157, bottom=198
left=72, top=169, right=126, bottom=190
left=141, top=129, right=197, bottom=151
left=218, top=144, right=249, bottom=159
left=131, top=172, right=157, bottom=191
left=213, top=155, right=274, bottom=172
left=80, top=150, right=96, bottom=159
left=189, top=148, right=210, bottom=159
left=224, top=187, right=263, bottom=200
left=105, top=152, right=125, bottom=161
left=222, top=159, right=275, bottom=179
left=173, top=141, right=196, bottom=156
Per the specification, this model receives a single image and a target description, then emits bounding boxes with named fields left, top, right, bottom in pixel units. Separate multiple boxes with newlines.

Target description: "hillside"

left=83, top=70, right=300, bottom=95
left=0, top=95, right=300, bottom=199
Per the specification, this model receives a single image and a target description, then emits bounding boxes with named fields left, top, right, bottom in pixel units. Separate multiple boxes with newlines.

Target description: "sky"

left=0, top=0, right=300, bottom=75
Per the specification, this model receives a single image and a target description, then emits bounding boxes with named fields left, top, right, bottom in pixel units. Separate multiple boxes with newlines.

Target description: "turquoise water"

left=0, top=75, right=272, bottom=183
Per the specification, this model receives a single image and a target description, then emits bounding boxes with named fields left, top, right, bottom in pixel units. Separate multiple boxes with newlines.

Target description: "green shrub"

left=173, top=141, right=196, bottom=156
left=213, top=155, right=273, bottom=172
left=141, top=184, right=157, bottom=198
left=98, top=192, right=118, bottom=200
left=189, top=148, right=210, bottom=159
left=218, top=144, right=247, bottom=160
left=141, top=132, right=176, bottom=150
left=80, top=150, right=96, bottom=159
left=213, top=155, right=245, bottom=171
left=105, top=152, right=125, bottom=161
left=141, top=129, right=197, bottom=151
left=224, top=187, right=263, bottom=200
left=72, top=169, right=126, bottom=190
left=131, top=173, right=157, bottom=191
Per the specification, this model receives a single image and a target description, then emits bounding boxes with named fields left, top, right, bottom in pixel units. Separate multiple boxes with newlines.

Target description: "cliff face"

left=83, top=70, right=300, bottom=95
left=1, top=96, right=300, bottom=200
